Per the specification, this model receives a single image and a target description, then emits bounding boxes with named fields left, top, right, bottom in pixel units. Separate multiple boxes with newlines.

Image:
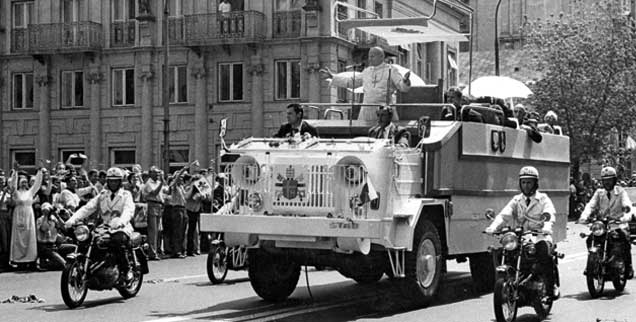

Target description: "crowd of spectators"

left=0, top=158, right=229, bottom=272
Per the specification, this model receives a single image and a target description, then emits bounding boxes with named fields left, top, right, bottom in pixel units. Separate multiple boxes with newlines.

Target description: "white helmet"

left=601, top=166, right=617, bottom=179
left=519, top=166, right=539, bottom=180
left=106, top=167, right=125, bottom=181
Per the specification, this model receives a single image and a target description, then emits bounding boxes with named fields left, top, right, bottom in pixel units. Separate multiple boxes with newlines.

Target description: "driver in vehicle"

left=485, top=166, right=559, bottom=299
left=65, top=167, right=136, bottom=283
left=577, top=166, right=634, bottom=279
left=274, top=103, right=318, bottom=139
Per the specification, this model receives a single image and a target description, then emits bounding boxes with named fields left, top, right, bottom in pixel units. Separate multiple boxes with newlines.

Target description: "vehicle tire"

left=586, top=253, right=604, bottom=298
left=207, top=244, right=229, bottom=284
left=351, top=269, right=384, bottom=284
left=60, top=260, right=88, bottom=309
left=533, top=280, right=553, bottom=319
left=248, top=249, right=300, bottom=302
left=401, top=220, right=443, bottom=306
left=612, top=261, right=627, bottom=292
left=469, top=252, right=496, bottom=293
left=118, top=268, right=144, bottom=298
left=493, top=276, right=518, bottom=322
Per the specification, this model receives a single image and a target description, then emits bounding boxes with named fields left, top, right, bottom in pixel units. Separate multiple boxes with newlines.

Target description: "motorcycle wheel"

left=207, top=244, right=229, bottom=284
left=117, top=268, right=144, bottom=298
left=533, top=281, right=553, bottom=319
left=493, top=276, right=517, bottom=322
left=60, top=260, right=88, bottom=309
left=586, top=254, right=604, bottom=298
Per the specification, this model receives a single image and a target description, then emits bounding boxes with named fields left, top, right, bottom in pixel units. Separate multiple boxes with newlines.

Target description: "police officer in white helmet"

left=486, top=166, right=559, bottom=299
left=66, top=167, right=136, bottom=282
left=578, top=166, right=634, bottom=279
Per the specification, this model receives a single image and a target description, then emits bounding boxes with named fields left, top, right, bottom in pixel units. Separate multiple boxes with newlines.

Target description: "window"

left=112, top=68, right=135, bottom=106
left=218, top=63, right=243, bottom=102
left=61, top=71, right=84, bottom=108
left=448, top=52, right=458, bottom=87
left=168, top=0, right=182, bottom=16
left=60, top=149, right=86, bottom=166
left=112, top=0, right=138, bottom=21
left=13, top=73, right=34, bottom=110
left=111, top=149, right=136, bottom=170
left=357, top=0, right=367, bottom=18
left=275, top=60, right=300, bottom=100
left=374, top=1, right=383, bottom=18
left=169, top=66, right=188, bottom=103
left=12, top=2, right=34, bottom=28
left=337, top=60, right=348, bottom=102
left=274, top=0, right=302, bottom=11
left=168, top=148, right=189, bottom=174
left=12, top=150, right=36, bottom=173
left=62, top=0, right=81, bottom=23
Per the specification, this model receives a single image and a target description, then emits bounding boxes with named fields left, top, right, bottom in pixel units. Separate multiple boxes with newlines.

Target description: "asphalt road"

left=1, top=222, right=635, bottom=322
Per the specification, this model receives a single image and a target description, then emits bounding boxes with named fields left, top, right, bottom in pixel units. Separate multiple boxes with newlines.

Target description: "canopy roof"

left=340, top=17, right=468, bottom=46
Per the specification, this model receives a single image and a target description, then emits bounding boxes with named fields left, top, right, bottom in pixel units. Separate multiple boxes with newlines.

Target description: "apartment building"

left=0, top=0, right=468, bottom=171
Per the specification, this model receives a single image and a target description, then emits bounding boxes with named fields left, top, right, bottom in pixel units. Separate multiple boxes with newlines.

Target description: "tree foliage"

left=523, top=0, right=636, bottom=171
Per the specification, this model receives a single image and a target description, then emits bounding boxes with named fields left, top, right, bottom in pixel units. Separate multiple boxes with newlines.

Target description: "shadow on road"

left=562, top=289, right=631, bottom=302
left=145, top=272, right=486, bottom=322
left=187, top=277, right=250, bottom=287
left=28, top=297, right=126, bottom=312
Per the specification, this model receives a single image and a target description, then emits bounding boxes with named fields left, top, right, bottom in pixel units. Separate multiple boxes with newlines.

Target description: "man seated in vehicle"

left=577, top=166, right=634, bottom=279
left=368, top=106, right=410, bottom=147
left=65, top=167, right=136, bottom=283
left=485, top=166, right=560, bottom=299
left=273, top=103, right=318, bottom=139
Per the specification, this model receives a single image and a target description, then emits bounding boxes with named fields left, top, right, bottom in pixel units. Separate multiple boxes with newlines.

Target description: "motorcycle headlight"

left=74, top=225, right=90, bottom=242
left=500, top=232, right=519, bottom=251
left=344, top=165, right=365, bottom=185
left=247, top=192, right=263, bottom=211
left=591, top=221, right=605, bottom=237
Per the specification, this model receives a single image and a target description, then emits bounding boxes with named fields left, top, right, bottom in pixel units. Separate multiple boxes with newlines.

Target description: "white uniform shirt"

left=580, top=186, right=632, bottom=223
left=68, top=188, right=135, bottom=236
left=489, top=191, right=556, bottom=242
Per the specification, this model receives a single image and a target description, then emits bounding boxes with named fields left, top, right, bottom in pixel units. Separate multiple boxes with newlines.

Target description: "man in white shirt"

left=321, top=47, right=411, bottom=121
left=218, top=0, right=231, bottom=13
left=142, top=166, right=164, bottom=260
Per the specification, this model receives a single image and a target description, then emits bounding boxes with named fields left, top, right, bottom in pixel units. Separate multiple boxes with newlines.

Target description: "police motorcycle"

left=485, top=210, right=563, bottom=322
left=579, top=213, right=630, bottom=297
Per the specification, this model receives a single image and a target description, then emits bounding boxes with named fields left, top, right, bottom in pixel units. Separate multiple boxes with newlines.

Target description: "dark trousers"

left=164, top=206, right=187, bottom=255
left=146, top=203, right=163, bottom=258
left=536, top=241, right=555, bottom=282
left=185, top=210, right=200, bottom=255
left=0, top=211, right=11, bottom=269
left=110, top=231, right=131, bottom=271
left=37, top=242, right=75, bottom=270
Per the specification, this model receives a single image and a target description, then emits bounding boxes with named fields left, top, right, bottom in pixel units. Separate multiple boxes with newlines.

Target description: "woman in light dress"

left=9, top=167, right=43, bottom=269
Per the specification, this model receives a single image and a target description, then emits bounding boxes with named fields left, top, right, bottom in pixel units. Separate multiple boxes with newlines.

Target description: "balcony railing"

left=273, top=10, right=301, bottom=38
left=184, top=11, right=265, bottom=46
left=111, top=21, right=136, bottom=47
left=29, top=22, right=103, bottom=53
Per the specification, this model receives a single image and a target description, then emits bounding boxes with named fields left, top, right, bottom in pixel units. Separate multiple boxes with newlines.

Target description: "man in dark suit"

left=274, top=103, right=318, bottom=138
left=368, top=106, right=410, bottom=147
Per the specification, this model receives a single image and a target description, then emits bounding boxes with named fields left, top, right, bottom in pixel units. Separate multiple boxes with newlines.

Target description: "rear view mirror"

left=485, top=208, right=495, bottom=220
left=418, top=116, right=431, bottom=138
left=540, top=212, right=551, bottom=222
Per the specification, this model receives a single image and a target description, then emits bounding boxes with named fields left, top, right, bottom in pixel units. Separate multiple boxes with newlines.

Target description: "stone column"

left=305, top=62, right=321, bottom=104
left=36, top=75, right=51, bottom=162
left=139, top=69, right=154, bottom=169
left=248, top=58, right=265, bottom=137
left=87, top=70, right=104, bottom=168
left=192, top=67, right=208, bottom=167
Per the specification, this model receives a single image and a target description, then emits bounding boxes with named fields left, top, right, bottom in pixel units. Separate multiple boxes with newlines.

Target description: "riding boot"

left=624, top=237, right=633, bottom=279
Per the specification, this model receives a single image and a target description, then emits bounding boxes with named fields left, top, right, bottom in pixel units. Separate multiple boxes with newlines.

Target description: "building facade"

left=0, top=0, right=467, bottom=172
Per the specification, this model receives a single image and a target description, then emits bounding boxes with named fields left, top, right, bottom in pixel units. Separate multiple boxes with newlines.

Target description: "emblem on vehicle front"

left=275, top=165, right=306, bottom=201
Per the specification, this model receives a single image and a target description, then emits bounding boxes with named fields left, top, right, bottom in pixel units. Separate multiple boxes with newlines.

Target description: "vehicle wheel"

left=612, top=262, right=627, bottom=292
left=469, top=252, right=496, bottom=293
left=586, top=254, right=604, bottom=298
left=60, top=260, right=88, bottom=309
left=493, top=276, right=518, bottom=322
left=206, top=244, right=229, bottom=284
left=248, top=249, right=300, bottom=302
left=351, top=268, right=384, bottom=284
left=533, top=280, right=553, bottom=319
left=118, top=268, right=144, bottom=298
left=401, top=220, right=443, bottom=306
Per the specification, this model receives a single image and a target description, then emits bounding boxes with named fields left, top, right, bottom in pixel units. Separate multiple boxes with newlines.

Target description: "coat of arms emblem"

left=275, top=165, right=306, bottom=201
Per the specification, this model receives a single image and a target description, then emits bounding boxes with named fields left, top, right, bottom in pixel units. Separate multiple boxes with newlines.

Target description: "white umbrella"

left=463, top=76, right=533, bottom=99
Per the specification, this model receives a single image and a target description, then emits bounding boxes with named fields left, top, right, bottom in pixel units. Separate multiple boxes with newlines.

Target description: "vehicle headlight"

left=500, top=232, right=518, bottom=251
left=74, top=225, right=90, bottom=242
left=591, top=221, right=605, bottom=237
left=247, top=192, right=263, bottom=211
left=231, top=156, right=261, bottom=188
left=344, top=165, right=365, bottom=185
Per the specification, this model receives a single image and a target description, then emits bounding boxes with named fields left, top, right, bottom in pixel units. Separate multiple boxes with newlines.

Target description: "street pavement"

left=1, top=222, right=636, bottom=322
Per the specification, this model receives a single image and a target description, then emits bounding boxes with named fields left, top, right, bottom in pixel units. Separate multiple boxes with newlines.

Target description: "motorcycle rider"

left=485, top=166, right=559, bottom=299
left=65, top=167, right=136, bottom=283
left=577, top=166, right=634, bottom=279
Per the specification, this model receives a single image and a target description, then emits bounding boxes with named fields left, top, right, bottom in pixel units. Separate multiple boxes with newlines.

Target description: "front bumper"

left=200, top=213, right=383, bottom=239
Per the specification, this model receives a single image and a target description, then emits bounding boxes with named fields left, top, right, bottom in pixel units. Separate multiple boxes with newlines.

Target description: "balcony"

left=273, top=10, right=302, bottom=38
left=111, top=21, right=136, bottom=47
left=11, top=22, right=103, bottom=54
left=183, top=11, right=265, bottom=46
left=168, top=17, right=186, bottom=45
